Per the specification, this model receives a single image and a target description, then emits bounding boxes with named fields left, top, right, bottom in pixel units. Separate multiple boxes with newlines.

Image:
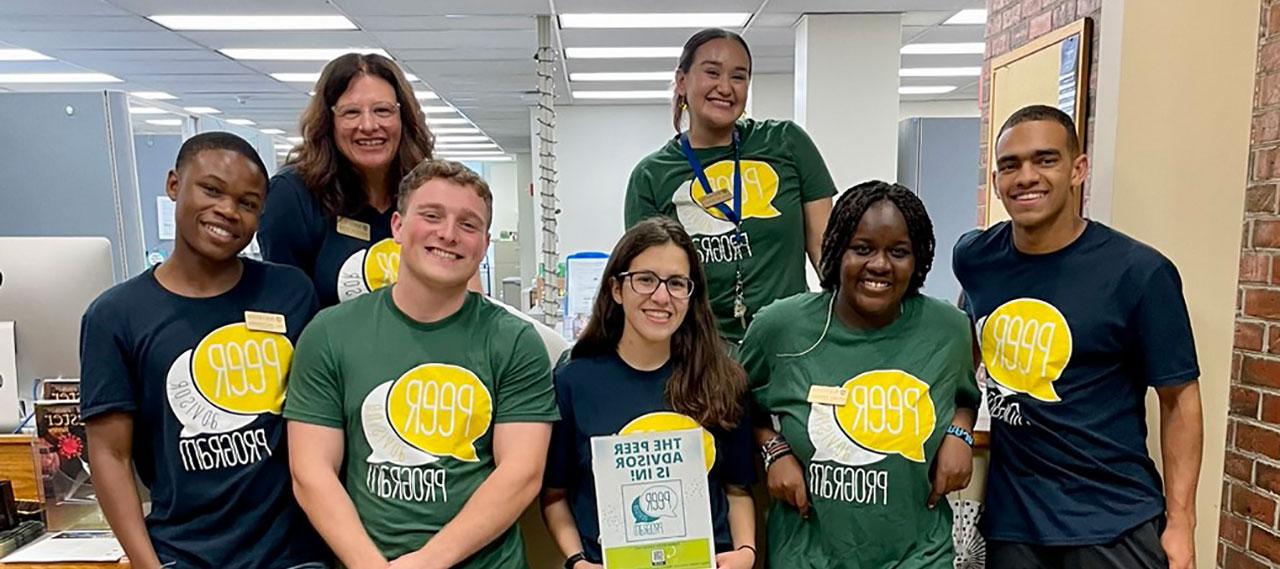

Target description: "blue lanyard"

left=679, top=128, right=742, bottom=225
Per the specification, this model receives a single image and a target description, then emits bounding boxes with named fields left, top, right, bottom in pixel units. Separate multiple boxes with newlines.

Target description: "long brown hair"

left=288, top=53, right=435, bottom=216
left=572, top=217, right=746, bottom=430
left=671, top=28, right=753, bottom=133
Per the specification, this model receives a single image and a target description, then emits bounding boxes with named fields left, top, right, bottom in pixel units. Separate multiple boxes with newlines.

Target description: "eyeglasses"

left=331, top=102, right=401, bottom=124
left=618, top=271, right=695, bottom=299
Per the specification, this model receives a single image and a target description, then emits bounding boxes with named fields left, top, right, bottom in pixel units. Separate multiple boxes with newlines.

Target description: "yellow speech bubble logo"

left=833, top=370, right=936, bottom=463
left=689, top=160, right=782, bottom=221
left=386, top=364, right=493, bottom=462
left=980, top=298, right=1072, bottom=403
left=620, top=412, right=716, bottom=472
left=364, top=238, right=400, bottom=291
left=190, top=323, right=293, bottom=416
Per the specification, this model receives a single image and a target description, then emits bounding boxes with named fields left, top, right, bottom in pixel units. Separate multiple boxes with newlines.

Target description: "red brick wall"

left=1222, top=3, right=1280, bottom=567
left=977, top=0, right=1102, bottom=223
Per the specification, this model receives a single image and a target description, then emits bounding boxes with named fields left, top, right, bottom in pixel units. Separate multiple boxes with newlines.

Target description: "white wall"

left=748, top=73, right=794, bottom=121
left=554, top=104, right=674, bottom=256
left=517, top=153, right=536, bottom=287
left=900, top=99, right=979, bottom=119
left=484, top=161, right=519, bottom=235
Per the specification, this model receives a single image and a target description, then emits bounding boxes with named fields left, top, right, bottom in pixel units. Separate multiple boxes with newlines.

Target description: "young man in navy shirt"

left=954, top=105, right=1203, bottom=569
left=81, top=132, right=327, bottom=569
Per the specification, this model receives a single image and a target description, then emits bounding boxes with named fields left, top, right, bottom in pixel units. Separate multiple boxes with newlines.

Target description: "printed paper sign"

left=591, top=429, right=714, bottom=569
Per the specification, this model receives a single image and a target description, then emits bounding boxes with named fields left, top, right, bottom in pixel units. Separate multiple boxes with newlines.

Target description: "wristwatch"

left=564, top=552, right=586, bottom=569
left=945, top=425, right=974, bottom=447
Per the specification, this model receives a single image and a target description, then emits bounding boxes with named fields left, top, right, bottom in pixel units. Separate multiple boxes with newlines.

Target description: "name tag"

left=807, top=385, right=849, bottom=406
left=244, top=311, right=287, bottom=334
left=697, top=189, right=733, bottom=209
left=337, top=217, right=371, bottom=241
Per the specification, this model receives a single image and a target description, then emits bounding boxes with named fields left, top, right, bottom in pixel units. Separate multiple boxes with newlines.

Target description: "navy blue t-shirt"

left=79, top=259, right=328, bottom=568
left=953, top=221, right=1199, bottom=545
left=545, top=353, right=755, bottom=563
left=259, top=169, right=398, bottom=308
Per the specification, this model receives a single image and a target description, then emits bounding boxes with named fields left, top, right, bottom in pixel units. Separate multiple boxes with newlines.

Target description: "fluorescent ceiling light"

left=422, top=105, right=457, bottom=114
left=439, top=151, right=504, bottom=157
left=274, top=144, right=294, bottom=150
left=219, top=48, right=389, bottom=61
left=184, top=106, right=221, bottom=114
left=0, top=73, right=121, bottom=83
left=272, top=72, right=419, bottom=83
left=427, top=117, right=470, bottom=125
left=570, top=71, right=672, bottom=82
left=0, top=49, right=52, bottom=61
left=260, top=128, right=286, bottom=135
left=286, top=136, right=304, bottom=144
left=574, top=90, right=672, bottom=99
left=131, top=91, right=177, bottom=100
left=227, top=118, right=256, bottom=125
left=899, top=86, right=958, bottom=95
left=129, top=106, right=167, bottom=115
left=432, top=127, right=480, bottom=135
left=559, top=13, right=749, bottom=29
left=440, top=155, right=513, bottom=162
left=900, top=42, right=985, bottom=55
left=565, top=47, right=682, bottom=59
left=415, top=90, right=439, bottom=99
left=146, top=119, right=183, bottom=126
left=435, top=135, right=491, bottom=143
left=436, top=143, right=499, bottom=150
left=899, top=67, right=981, bottom=77
left=148, top=14, right=357, bottom=31
left=944, top=9, right=987, bottom=25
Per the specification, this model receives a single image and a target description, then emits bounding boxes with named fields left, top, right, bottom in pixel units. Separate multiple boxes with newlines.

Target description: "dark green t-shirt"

left=625, top=119, right=837, bottom=342
left=742, top=293, right=980, bottom=569
left=284, top=288, right=559, bottom=566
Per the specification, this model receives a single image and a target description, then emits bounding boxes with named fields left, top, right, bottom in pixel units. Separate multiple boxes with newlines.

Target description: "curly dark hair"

left=818, top=180, right=935, bottom=295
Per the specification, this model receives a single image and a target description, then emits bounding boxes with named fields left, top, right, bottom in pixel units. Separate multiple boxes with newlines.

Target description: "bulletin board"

left=984, top=17, right=1093, bottom=227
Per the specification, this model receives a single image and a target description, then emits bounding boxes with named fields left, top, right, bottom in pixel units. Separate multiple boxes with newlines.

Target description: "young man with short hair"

left=286, top=159, right=557, bottom=569
left=82, top=132, right=327, bottom=569
left=954, top=105, right=1203, bottom=569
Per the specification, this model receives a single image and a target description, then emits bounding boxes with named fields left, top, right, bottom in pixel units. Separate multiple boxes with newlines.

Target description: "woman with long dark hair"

left=542, top=217, right=757, bottom=569
left=258, top=53, right=434, bottom=307
left=742, top=181, right=979, bottom=568
left=625, top=28, right=836, bottom=347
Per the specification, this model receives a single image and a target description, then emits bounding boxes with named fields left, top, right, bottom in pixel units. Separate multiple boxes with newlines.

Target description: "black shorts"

left=987, top=516, right=1168, bottom=569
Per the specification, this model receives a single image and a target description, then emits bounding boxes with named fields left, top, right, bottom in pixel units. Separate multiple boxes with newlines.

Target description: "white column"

left=794, top=13, right=901, bottom=189
left=516, top=152, right=536, bottom=294
left=747, top=73, right=794, bottom=121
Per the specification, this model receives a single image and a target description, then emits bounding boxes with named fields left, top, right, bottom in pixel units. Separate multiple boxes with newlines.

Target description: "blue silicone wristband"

left=946, top=424, right=974, bottom=447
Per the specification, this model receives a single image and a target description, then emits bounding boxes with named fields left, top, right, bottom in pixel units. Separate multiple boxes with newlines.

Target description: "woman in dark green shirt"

left=742, top=181, right=980, bottom=568
left=625, top=28, right=836, bottom=344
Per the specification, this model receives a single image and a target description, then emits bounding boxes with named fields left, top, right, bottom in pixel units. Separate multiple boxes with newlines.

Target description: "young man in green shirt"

left=286, top=160, right=559, bottom=569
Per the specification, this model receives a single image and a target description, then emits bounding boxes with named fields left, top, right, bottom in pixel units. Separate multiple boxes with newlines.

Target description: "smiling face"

left=166, top=149, right=266, bottom=263
left=836, top=200, right=915, bottom=330
left=333, top=73, right=403, bottom=177
left=675, top=37, right=750, bottom=135
left=993, top=119, right=1089, bottom=233
left=611, top=243, right=692, bottom=349
left=391, top=177, right=490, bottom=291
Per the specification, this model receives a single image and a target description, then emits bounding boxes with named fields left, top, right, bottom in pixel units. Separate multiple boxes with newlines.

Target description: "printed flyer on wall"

left=591, top=429, right=714, bottom=569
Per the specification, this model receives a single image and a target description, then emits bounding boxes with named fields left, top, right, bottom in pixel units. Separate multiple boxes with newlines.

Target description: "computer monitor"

left=0, top=237, right=115, bottom=415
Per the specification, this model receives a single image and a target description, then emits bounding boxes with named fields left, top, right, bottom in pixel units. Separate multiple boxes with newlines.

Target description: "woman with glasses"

left=258, top=53, right=435, bottom=307
left=541, top=217, right=757, bottom=569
